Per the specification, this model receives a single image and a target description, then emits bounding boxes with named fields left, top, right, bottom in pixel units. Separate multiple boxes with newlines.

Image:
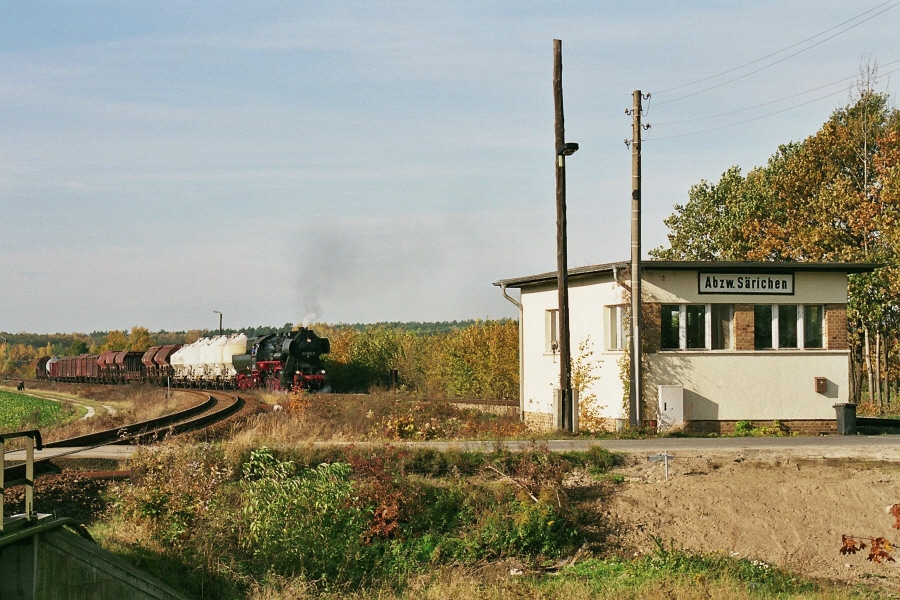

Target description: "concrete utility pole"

left=628, top=90, right=646, bottom=428
left=553, top=39, right=579, bottom=432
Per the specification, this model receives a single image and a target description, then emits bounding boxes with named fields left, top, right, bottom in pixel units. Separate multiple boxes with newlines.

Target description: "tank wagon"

left=36, top=326, right=329, bottom=392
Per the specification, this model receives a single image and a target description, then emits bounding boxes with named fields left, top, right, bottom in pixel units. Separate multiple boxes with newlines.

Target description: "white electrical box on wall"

left=658, top=385, right=684, bottom=431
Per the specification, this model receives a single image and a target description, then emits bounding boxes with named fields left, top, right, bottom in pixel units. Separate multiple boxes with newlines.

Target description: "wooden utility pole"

left=628, top=90, right=644, bottom=428
left=553, top=39, right=577, bottom=432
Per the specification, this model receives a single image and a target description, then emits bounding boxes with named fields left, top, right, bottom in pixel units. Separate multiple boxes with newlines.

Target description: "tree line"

left=652, top=78, right=900, bottom=408
left=0, top=320, right=519, bottom=400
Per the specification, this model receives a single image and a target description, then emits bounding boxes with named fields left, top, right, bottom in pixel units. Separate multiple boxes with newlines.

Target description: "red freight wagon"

left=115, top=351, right=145, bottom=382
left=141, top=344, right=182, bottom=384
left=98, top=351, right=119, bottom=383
left=47, top=357, right=60, bottom=379
left=58, top=356, right=76, bottom=380
left=76, top=354, right=100, bottom=381
left=154, top=345, right=181, bottom=381
left=154, top=345, right=181, bottom=372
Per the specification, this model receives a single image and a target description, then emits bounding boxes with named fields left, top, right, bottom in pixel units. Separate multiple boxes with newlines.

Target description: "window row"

left=547, top=304, right=827, bottom=353
left=659, top=303, right=824, bottom=351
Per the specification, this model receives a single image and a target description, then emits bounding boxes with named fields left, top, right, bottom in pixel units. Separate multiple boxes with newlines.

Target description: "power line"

left=652, top=0, right=899, bottom=107
left=645, top=70, right=900, bottom=142
left=645, top=88, right=836, bottom=141
left=653, top=60, right=900, bottom=127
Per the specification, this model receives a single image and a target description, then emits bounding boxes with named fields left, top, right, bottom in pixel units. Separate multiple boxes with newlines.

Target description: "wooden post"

left=629, top=90, right=643, bottom=428
left=553, top=39, right=574, bottom=432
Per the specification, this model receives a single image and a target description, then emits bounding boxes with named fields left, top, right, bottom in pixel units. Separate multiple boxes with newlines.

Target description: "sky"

left=1, top=2, right=898, bottom=334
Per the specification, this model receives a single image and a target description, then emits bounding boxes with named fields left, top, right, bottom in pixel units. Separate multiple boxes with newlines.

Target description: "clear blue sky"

left=1, top=1, right=897, bottom=334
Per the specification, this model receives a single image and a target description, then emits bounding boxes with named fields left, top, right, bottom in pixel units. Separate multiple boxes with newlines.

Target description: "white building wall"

left=646, top=351, right=847, bottom=421
left=520, top=276, right=627, bottom=425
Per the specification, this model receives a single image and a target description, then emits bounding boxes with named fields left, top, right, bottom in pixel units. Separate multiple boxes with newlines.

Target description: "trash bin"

left=833, top=403, right=857, bottom=435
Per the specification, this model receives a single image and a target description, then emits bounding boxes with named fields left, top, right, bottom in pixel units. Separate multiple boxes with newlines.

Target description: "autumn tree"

left=100, top=330, right=129, bottom=352
left=320, top=321, right=519, bottom=398
left=439, top=320, right=518, bottom=399
left=127, top=326, right=155, bottom=352
left=0, top=343, right=41, bottom=378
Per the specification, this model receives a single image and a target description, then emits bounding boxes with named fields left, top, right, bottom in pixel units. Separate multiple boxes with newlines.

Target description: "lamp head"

left=557, top=142, right=579, bottom=156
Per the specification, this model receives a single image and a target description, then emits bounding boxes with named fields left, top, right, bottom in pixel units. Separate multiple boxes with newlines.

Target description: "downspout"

left=500, top=283, right=525, bottom=422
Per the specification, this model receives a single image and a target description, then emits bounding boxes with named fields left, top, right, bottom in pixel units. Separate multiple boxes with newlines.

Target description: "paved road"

left=4, top=445, right=140, bottom=462
left=8, top=435, right=899, bottom=463
left=315, top=435, right=900, bottom=460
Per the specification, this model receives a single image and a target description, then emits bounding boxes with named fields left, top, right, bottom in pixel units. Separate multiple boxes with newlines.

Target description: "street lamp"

left=213, top=310, right=222, bottom=335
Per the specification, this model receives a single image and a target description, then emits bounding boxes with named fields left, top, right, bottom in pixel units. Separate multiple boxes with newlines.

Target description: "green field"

left=0, top=390, right=71, bottom=431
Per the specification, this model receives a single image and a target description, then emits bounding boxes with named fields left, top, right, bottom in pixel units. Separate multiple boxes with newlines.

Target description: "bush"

left=238, top=448, right=373, bottom=584
left=109, top=442, right=592, bottom=595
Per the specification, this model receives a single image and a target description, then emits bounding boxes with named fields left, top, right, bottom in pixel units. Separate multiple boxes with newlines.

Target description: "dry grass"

left=228, top=391, right=528, bottom=459
left=239, top=568, right=866, bottom=600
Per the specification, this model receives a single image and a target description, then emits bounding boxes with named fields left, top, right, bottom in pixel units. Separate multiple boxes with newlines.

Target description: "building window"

left=754, top=304, right=824, bottom=349
left=605, top=305, right=627, bottom=351
left=545, top=309, right=559, bottom=353
left=754, top=305, right=773, bottom=349
left=804, top=305, right=824, bottom=348
left=778, top=305, right=798, bottom=348
left=660, top=304, right=681, bottom=350
left=711, top=304, right=732, bottom=350
left=685, top=305, right=706, bottom=349
left=659, top=304, right=732, bottom=350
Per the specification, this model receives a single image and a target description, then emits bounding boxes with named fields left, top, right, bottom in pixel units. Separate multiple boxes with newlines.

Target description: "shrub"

left=109, top=443, right=596, bottom=595
left=238, top=448, right=373, bottom=584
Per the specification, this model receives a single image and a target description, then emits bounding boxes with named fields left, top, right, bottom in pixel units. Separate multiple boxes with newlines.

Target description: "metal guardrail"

left=0, top=429, right=43, bottom=532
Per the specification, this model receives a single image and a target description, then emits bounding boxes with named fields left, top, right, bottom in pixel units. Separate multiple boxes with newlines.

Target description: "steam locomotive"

left=36, top=326, right=330, bottom=392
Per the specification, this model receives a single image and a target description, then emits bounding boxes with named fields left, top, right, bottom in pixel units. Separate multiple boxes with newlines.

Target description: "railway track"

left=2, top=390, right=246, bottom=483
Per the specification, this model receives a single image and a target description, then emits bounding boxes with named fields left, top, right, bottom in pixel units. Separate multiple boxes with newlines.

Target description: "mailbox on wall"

left=815, top=377, right=827, bottom=394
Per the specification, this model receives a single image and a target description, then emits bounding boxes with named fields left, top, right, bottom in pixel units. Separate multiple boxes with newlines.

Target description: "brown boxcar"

left=116, top=350, right=145, bottom=382
left=75, top=354, right=100, bottom=381
left=98, top=351, right=119, bottom=383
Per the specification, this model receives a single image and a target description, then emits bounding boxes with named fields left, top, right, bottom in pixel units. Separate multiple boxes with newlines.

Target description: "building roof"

left=492, top=260, right=880, bottom=289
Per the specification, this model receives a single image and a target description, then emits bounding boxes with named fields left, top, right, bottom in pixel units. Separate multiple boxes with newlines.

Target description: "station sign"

left=698, top=272, right=794, bottom=295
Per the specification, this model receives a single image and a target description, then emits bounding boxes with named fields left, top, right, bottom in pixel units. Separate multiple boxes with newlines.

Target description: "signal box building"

left=494, top=260, right=876, bottom=434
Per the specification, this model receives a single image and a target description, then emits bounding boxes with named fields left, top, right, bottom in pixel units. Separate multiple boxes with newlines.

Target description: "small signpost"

left=647, top=452, right=675, bottom=480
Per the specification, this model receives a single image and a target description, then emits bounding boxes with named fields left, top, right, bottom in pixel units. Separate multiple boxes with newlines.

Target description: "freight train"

left=35, top=326, right=330, bottom=392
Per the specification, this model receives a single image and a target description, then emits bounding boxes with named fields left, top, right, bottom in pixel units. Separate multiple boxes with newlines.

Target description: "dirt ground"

left=604, top=445, right=900, bottom=587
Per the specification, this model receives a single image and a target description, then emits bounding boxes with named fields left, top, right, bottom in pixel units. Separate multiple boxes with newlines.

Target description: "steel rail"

left=2, top=391, right=243, bottom=483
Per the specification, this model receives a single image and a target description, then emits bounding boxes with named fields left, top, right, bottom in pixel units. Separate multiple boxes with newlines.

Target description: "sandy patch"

left=604, top=448, right=900, bottom=587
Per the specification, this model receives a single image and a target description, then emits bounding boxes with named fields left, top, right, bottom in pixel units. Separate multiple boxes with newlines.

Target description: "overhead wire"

left=651, top=0, right=899, bottom=107
left=646, top=63, right=900, bottom=141
left=653, top=0, right=897, bottom=96
left=653, top=59, right=900, bottom=127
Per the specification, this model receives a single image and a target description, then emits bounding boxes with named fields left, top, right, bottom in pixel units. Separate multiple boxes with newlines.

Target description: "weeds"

left=730, top=420, right=790, bottom=437
left=104, top=441, right=612, bottom=597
